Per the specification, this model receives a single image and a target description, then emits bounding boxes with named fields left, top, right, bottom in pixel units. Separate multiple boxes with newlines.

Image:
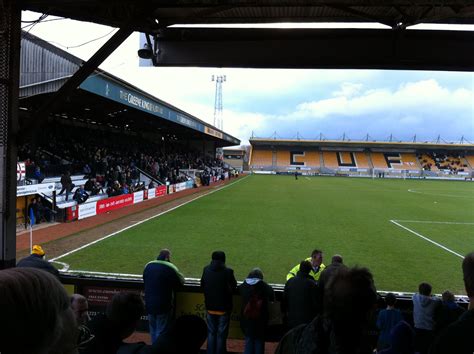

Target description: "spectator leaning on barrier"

left=281, top=260, right=319, bottom=329
left=276, top=266, right=378, bottom=354
left=412, top=282, right=440, bottom=354
left=316, top=254, right=346, bottom=312
left=376, top=292, right=404, bottom=351
left=430, top=252, right=474, bottom=354
left=200, top=250, right=237, bottom=354
left=143, top=249, right=185, bottom=344
left=433, top=290, right=465, bottom=333
left=238, top=268, right=275, bottom=354
left=286, top=249, right=326, bottom=283
left=16, top=244, right=59, bottom=277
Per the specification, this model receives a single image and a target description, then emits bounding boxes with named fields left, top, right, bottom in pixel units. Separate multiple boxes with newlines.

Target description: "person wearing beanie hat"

left=238, top=268, right=275, bottom=354
left=200, top=251, right=237, bottom=354
left=17, top=244, right=59, bottom=277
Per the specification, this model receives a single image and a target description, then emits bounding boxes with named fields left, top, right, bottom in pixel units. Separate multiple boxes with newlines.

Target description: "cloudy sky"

left=22, top=12, right=474, bottom=145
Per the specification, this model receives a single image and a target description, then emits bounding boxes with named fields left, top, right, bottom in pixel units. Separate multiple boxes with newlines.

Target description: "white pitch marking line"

left=394, top=220, right=474, bottom=225
left=51, top=176, right=249, bottom=263
left=408, top=189, right=473, bottom=199
left=50, top=260, right=70, bottom=271
left=390, top=220, right=464, bottom=259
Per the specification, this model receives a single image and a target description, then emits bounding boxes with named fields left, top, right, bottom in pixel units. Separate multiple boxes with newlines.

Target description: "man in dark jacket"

left=238, top=268, right=275, bottom=354
left=58, top=171, right=73, bottom=201
left=282, top=260, right=318, bottom=329
left=16, top=244, right=59, bottom=277
left=276, top=267, right=377, bottom=354
left=430, top=251, right=474, bottom=354
left=143, top=249, right=184, bottom=344
left=316, top=254, right=347, bottom=313
left=200, top=250, right=237, bottom=354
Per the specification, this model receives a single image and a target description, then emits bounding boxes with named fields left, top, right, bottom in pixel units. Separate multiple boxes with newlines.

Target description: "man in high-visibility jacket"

left=286, top=249, right=325, bottom=282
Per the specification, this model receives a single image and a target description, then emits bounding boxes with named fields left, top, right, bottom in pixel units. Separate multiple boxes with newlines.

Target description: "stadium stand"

left=369, top=152, right=388, bottom=169
left=276, top=150, right=291, bottom=167
left=354, top=152, right=371, bottom=168
left=250, top=149, right=273, bottom=167
left=322, top=151, right=340, bottom=169
left=466, top=155, right=474, bottom=170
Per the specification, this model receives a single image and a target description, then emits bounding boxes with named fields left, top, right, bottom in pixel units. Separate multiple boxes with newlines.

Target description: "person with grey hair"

left=143, top=248, right=184, bottom=344
left=0, top=268, right=78, bottom=354
left=238, top=268, right=275, bottom=354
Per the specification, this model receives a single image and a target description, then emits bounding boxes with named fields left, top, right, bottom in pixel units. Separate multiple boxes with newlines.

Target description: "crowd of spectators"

left=4, top=248, right=472, bottom=354
left=18, top=125, right=225, bottom=188
left=418, top=152, right=469, bottom=173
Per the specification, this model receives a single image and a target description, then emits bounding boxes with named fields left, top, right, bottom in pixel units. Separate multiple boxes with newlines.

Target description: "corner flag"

left=29, top=207, right=35, bottom=226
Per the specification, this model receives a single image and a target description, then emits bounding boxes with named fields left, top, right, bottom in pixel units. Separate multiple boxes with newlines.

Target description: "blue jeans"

left=244, top=336, right=264, bottom=354
left=148, top=312, right=172, bottom=344
left=206, top=313, right=230, bottom=354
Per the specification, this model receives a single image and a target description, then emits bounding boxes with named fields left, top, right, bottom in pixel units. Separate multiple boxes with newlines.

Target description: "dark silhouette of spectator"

left=281, top=260, right=319, bottom=329
left=378, top=320, right=415, bottom=354
left=16, top=244, right=59, bottom=277
left=34, top=166, right=44, bottom=183
left=377, top=292, right=403, bottom=350
left=82, top=292, right=145, bottom=354
left=36, top=197, right=53, bottom=222
left=316, top=254, right=346, bottom=313
left=58, top=171, right=74, bottom=201
left=238, top=268, right=275, bottom=354
left=73, top=185, right=89, bottom=204
left=143, top=249, right=184, bottom=344
left=286, top=249, right=326, bottom=282
left=71, top=294, right=94, bottom=351
left=152, top=315, right=208, bottom=354
left=200, top=251, right=237, bottom=354
left=412, top=282, right=440, bottom=354
left=276, top=266, right=377, bottom=354
left=430, top=252, right=474, bottom=354
left=27, top=197, right=39, bottom=224
left=0, top=268, right=78, bottom=354
left=433, top=290, right=465, bottom=333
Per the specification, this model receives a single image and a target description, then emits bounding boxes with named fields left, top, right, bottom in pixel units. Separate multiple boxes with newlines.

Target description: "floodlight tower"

left=212, top=75, right=226, bottom=130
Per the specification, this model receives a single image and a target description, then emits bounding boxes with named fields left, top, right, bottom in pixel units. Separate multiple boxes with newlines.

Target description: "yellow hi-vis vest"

left=286, top=257, right=326, bottom=282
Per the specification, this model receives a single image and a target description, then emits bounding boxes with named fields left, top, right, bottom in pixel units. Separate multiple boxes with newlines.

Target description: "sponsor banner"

left=168, top=185, right=174, bottom=195
left=78, top=202, right=97, bottom=220
left=16, top=183, right=55, bottom=197
left=133, top=191, right=144, bottom=204
left=83, top=286, right=143, bottom=306
left=185, top=180, right=194, bottom=189
left=148, top=187, right=156, bottom=199
left=156, top=185, right=167, bottom=197
left=96, top=194, right=134, bottom=214
left=17, top=162, right=26, bottom=181
left=204, top=126, right=224, bottom=139
left=175, top=182, right=187, bottom=192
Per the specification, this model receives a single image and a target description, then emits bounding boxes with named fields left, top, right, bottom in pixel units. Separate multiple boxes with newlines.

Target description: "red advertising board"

left=156, top=185, right=167, bottom=197
left=96, top=194, right=134, bottom=214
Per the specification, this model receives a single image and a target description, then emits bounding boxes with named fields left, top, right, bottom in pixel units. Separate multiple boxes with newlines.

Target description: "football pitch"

left=55, top=175, right=474, bottom=294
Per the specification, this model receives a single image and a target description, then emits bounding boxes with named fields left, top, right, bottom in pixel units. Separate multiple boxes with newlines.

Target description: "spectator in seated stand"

left=412, top=282, right=440, bottom=354
left=286, top=249, right=326, bottom=283
left=143, top=249, right=185, bottom=344
left=378, top=320, right=415, bottom=354
left=238, top=268, right=275, bottom=354
left=276, top=266, right=378, bottom=354
left=281, top=260, right=319, bottom=329
left=433, top=290, right=465, bottom=333
left=200, top=251, right=237, bottom=354
left=84, top=177, right=102, bottom=196
left=34, top=166, right=44, bottom=183
left=0, top=268, right=78, bottom=354
left=16, top=244, right=59, bottom=277
left=36, top=197, right=54, bottom=222
left=430, top=252, right=474, bottom=354
left=376, top=293, right=404, bottom=351
left=73, top=185, right=89, bottom=204
left=82, top=292, right=145, bottom=354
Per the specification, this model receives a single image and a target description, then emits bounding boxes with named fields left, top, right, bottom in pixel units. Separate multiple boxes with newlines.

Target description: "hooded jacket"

left=412, top=293, right=440, bottom=330
left=200, top=259, right=237, bottom=312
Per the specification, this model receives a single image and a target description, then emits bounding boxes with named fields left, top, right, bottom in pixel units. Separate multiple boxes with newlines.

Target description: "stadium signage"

left=119, top=90, right=164, bottom=114
left=96, top=194, right=134, bottom=214
left=156, top=185, right=167, bottom=197
left=78, top=202, right=97, bottom=220
left=148, top=187, right=156, bottom=199
left=204, top=126, right=223, bottom=139
left=133, top=191, right=144, bottom=204
left=16, top=183, right=55, bottom=197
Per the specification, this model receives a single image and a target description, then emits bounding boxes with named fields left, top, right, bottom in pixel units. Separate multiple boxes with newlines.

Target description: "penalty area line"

left=390, top=220, right=464, bottom=259
left=50, top=176, right=249, bottom=263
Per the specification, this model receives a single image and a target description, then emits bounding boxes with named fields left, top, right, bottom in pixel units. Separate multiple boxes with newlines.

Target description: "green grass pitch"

left=58, top=175, right=474, bottom=294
